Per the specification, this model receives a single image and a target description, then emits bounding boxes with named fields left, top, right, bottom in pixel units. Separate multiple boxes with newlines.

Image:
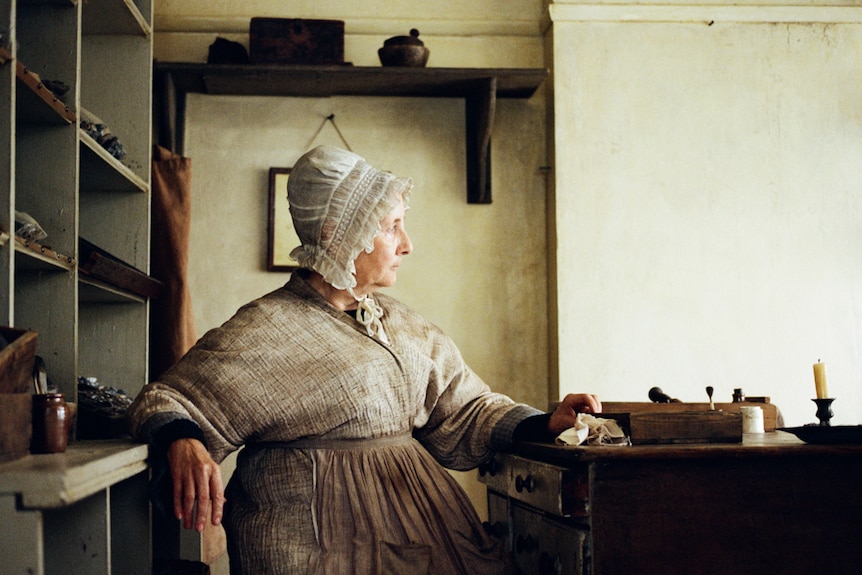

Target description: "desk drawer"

left=485, top=490, right=510, bottom=551
left=479, top=454, right=589, bottom=517
left=507, top=455, right=588, bottom=517
left=512, top=500, right=588, bottom=575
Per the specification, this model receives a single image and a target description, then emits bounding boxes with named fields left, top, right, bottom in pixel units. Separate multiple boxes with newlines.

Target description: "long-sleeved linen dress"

left=128, top=272, right=540, bottom=575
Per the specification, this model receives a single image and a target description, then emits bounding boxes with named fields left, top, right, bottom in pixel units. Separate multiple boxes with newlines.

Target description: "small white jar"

left=740, top=406, right=765, bottom=434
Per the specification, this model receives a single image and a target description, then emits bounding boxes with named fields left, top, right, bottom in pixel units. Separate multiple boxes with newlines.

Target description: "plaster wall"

left=153, top=0, right=549, bottom=537
left=549, top=2, right=862, bottom=427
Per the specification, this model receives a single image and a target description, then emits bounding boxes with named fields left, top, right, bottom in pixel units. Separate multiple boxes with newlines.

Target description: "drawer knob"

left=515, top=533, right=538, bottom=554
left=515, top=473, right=536, bottom=493
left=478, top=458, right=499, bottom=477
left=482, top=520, right=506, bottom=539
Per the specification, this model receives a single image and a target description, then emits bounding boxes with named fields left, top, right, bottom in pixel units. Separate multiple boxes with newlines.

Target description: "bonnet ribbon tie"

left=356, top=295, right=389, bottom=345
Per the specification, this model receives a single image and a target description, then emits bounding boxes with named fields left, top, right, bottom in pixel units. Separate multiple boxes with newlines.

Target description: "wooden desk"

left=480, top=432, right=862, bottom=575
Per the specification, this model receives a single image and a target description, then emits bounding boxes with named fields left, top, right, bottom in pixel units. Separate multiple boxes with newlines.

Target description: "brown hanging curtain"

left=149, top=145, right=197, bottom=380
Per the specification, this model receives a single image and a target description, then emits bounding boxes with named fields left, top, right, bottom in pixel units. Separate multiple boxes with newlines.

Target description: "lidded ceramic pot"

left=378, top=29, right=429, bottom=67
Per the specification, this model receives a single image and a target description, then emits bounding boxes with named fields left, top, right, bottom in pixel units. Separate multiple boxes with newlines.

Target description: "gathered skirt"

left=224, top=435, right=513, bottom=575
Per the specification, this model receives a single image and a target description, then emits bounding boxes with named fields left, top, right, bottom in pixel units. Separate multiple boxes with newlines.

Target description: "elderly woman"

left=128, top=145, right=600, bottom=575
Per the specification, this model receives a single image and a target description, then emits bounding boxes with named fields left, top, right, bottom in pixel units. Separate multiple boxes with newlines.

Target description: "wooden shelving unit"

left=155, top=63, right=548, bottom=203
left=0, top=0, right=155, bottom=572
left=6, top=0, right=156, bottom=395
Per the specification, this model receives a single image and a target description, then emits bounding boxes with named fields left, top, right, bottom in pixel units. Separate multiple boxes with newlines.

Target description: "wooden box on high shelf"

left=0, top=327, right=37, bottom=462
left=250, top=18, right=345, bottom=65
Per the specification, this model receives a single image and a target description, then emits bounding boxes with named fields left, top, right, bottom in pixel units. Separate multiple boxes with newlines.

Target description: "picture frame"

left=267, top=167, right=301, bottom=271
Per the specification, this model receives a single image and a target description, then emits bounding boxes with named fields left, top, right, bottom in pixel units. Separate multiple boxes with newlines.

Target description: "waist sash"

left=250, top=433, right=413, bottom=452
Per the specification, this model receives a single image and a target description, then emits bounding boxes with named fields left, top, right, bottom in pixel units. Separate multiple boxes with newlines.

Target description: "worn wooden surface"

left=616, top=410, right=743, bottom=444
left=155, top=63, right=548, bottom=99
left=0, top=393, right=32, bottom=463
left=0, top=327, right=37, bottom=393
left=509, top=432, right=862, bottom=575
left=0, top=439, right=148, bottom=508
left=78, top=238, right=163, bottom=299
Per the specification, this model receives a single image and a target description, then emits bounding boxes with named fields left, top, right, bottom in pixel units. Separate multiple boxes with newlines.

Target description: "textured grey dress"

left=128, top=272, right=539, bottom=574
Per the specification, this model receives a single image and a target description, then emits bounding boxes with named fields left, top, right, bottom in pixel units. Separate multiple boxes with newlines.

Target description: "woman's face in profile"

left=353, top=196, right=412, bottom=296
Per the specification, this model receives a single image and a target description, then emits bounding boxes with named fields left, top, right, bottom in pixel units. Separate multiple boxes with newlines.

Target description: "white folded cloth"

left=555, top=413, right=629, bottom=446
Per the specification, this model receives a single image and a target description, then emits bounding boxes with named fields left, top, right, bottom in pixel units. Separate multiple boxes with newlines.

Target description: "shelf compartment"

left=16, top=61, right=76, bottom=125
left=79, top=275, right=146, bottom=304
left=79, top=126, right=148, bottom=193
left=155, top=63, right=549, bottom=204
left=82, top=0, right=151, bottom=36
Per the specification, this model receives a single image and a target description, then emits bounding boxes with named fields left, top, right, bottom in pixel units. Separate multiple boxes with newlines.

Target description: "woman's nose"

left=400, top=230, right=413, bottom=255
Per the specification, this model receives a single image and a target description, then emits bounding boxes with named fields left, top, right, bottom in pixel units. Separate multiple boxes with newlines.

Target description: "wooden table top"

left=514, top=429, right=862, bottom=465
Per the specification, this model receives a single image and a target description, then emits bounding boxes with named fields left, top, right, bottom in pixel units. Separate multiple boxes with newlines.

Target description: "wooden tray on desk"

left=598, top=401, right=782, bottom=444
left=602, top=401, right=780, bottom=431
left=603, top=410, right=742, bottom=445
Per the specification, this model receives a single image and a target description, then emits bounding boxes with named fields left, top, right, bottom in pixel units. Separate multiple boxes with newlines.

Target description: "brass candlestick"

left=812, top=398, right=835, bottom=427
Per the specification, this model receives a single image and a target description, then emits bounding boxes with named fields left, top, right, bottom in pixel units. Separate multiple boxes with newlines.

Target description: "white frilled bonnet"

left=287, top=145, right=412, bottom=297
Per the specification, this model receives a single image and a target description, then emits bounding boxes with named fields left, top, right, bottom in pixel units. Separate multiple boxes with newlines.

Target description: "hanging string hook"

left=303, top=113, right=353, bottom=152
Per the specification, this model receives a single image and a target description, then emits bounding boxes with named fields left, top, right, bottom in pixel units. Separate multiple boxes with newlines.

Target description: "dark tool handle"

left=649, top=386, right=673, bottom=403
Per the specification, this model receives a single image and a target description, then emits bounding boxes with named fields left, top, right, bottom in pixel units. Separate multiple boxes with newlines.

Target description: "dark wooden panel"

left=590, top=455, right=862, bottom=575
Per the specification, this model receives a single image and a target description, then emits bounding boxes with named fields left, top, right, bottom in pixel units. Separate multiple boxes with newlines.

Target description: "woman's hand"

left=167, top=438, right=226, bottom=532
left=548, top=393, right=602, bottom=435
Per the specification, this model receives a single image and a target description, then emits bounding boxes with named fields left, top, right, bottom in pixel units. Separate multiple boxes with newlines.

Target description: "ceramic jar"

left=378, top=29, right=429, bottom=67
left=31, top=393, right=70, bottom=454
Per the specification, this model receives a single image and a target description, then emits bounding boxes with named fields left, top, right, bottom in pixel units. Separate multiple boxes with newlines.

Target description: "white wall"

left=550, top=2, right=862, bottom=427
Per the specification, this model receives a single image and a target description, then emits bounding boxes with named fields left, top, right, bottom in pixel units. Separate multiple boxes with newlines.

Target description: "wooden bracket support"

left=465, top=77, right=496, bottom=204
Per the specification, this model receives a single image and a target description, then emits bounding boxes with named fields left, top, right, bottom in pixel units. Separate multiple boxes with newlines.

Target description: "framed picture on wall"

left=267, top=167, right=301, bottom=271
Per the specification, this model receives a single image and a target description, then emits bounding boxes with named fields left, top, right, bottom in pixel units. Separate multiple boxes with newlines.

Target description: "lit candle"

left=813, top=361, right=829, bottom=399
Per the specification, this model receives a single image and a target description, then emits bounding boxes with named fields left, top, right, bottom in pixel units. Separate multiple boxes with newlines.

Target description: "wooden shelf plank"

left=16, top=61, right=76, bottom=125
left=14, top=236, right=76, bottom=271
left=156, top=62, right=547, bottom=99
left=155, top=63, right=548, bottom=204
left=0, top=440, right=149, bottom=508
left=78, top=237, right=162, bottom=300
left=79, top=125, right=149, bottom=193
left=79, top=275, right=146, bottom=304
